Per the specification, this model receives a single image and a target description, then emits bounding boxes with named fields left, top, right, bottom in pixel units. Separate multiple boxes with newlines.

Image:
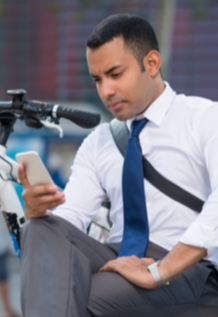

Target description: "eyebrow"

left=90, top=65, right=122, bottom=78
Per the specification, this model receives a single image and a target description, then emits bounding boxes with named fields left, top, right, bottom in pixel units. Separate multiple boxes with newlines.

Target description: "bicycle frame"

left=0, top=144, right=25, bottom=261
left=0, top=113, right=26, bottom=261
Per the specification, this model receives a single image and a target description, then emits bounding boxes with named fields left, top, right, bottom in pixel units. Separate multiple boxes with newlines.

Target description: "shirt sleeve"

left=52, top=126, right=106, bottom=233
left=180, top=103, right=218, bottom=257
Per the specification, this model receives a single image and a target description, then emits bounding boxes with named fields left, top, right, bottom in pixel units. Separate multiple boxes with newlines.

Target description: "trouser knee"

left=20, top=216, right=66, bottom=255
left=21, top=217, right=50, bottom=245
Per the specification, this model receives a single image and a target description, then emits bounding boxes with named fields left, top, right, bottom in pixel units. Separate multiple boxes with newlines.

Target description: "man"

left=19, top=13, right=218, bottom=317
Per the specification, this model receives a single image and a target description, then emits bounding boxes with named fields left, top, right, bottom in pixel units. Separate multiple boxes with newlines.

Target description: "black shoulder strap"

left=110, top=118, right=205, bottom=213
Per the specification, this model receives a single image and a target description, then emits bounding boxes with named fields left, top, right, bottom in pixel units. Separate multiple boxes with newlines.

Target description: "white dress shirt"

left=53, top=82, right=218, bottom=269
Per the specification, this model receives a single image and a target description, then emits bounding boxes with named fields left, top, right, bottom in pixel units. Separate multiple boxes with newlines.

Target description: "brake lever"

left=40, top=119, right=64, bottom=138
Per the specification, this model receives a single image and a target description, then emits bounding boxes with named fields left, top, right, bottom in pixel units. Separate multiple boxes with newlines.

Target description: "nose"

left=98, top=79, right=116, bottom=100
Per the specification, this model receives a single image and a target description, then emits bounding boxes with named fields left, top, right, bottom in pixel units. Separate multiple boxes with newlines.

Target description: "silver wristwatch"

left=147, top=260, right=169, bottom=287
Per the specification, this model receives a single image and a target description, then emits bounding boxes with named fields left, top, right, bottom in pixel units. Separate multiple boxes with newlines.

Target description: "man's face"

left=86, top=37, right=156, bottom=121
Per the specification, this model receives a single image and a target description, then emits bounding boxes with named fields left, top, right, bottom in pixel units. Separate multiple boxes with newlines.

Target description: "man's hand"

left=100, top=243, right=207, bottom=290
left=100, top=256, right=157, bottom=289
left=18, top=164, right=66, bottom=220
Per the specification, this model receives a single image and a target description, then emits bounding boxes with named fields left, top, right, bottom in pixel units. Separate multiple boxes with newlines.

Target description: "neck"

left=153, top=75, right=165, bottom=102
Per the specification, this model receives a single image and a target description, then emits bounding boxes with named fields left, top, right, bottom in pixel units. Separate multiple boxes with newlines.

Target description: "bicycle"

left=0, top=89, right=101, bottom=261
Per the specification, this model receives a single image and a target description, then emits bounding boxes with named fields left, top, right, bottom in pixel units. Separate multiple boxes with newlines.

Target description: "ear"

left=143, top=50, right=162, bottom=77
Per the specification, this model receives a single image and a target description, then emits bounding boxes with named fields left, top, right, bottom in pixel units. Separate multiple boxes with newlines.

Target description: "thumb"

left=18, top=164, right=31, bottom=189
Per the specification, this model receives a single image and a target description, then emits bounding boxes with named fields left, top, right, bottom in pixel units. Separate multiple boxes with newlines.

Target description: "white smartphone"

left=16, top=151, right=54, bottom=186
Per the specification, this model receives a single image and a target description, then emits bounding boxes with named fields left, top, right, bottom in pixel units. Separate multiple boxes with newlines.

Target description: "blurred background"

left=0, top=0, right=218, bottom=316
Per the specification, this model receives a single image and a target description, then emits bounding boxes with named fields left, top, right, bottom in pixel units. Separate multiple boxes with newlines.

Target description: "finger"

left=25, top=193, right=65, bottom=212
left=141, top=257, right=155, bottom=266
left=40, top=198, right=66, bottom=213
left=48, top=197, right=66, bottom=208
left=100, top=259, right=123, bottom=272
left=18, top=164, right=31, bottom=188
left=37, top=191, right=65, bottom=206
left=113, top=256, right=140, bottom=267
left=22, top=186, right=60, bottom=204
left=31, top=184, right=58, bottom=196
left=99, top=260, right=116, bottom=272
left=129, top=255, right=141, bottom=264
left=100, top=265, right=117, bottom=273
left=25, top=197, right=66, bottom=220
left=43, top=198, right=66, bottom=211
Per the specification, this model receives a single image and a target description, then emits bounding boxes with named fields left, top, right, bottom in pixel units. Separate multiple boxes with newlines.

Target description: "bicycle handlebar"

left=55, top=106, right=100, bottom=128
left=0, top=90, right=101, bottom=129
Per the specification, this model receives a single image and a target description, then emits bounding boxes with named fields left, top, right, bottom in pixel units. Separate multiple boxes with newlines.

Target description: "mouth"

left=107, top=101, right=124, bottom=111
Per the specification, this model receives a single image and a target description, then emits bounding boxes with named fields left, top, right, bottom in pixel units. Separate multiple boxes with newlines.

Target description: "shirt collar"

left=126, top=82, right=176, bottom=130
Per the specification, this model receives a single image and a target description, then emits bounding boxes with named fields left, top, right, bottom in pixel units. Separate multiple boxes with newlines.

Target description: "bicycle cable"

left=0, top=155, right=20, bottom=184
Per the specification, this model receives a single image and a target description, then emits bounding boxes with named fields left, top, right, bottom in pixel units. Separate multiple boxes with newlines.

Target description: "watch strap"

left=147, top=260, right=169, bottom=287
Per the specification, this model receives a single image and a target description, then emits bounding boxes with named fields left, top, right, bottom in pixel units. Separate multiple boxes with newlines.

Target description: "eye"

left=92, top=78, right=100, bottom=84
left=112, top=72, right=122, bottom=78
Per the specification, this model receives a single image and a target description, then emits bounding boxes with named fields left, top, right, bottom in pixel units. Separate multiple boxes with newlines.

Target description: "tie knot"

left=131, top=118, right=148, bottom=137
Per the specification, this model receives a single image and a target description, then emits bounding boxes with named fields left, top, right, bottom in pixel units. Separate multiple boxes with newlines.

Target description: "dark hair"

left=87, top=13, right=159, bottom=71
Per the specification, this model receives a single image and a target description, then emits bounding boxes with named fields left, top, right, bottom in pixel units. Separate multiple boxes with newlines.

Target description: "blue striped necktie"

left=118, top=118, right=149, bottom=258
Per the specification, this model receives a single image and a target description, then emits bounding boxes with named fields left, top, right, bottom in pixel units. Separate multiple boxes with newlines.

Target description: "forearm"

left=158, top=242, right=207, bottom=284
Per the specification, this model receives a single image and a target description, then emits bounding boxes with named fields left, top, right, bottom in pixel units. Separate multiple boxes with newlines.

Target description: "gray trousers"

left=20, top=215, right=218, bottom=317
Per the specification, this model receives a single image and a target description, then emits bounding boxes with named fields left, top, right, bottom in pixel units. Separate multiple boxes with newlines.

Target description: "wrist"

left=45, top=210, right=52, bottom=216
left=147, top=260, right=170, bottom=287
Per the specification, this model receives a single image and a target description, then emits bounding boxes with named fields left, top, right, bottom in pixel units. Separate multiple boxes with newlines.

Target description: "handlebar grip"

left=0, top=101, right=13, bottom=110
left=56, top=106, right=101, bottom=128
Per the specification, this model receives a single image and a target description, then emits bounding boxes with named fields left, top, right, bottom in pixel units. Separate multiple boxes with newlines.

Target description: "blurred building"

left=0, top=0, right=217, bottom=103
